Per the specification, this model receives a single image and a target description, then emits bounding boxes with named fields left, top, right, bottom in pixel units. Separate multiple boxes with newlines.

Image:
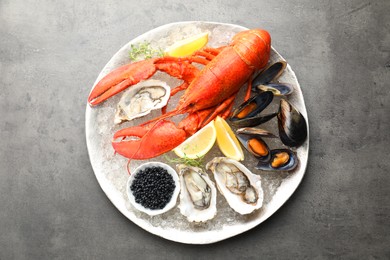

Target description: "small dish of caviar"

left=127, top=162, right=180, bottom=216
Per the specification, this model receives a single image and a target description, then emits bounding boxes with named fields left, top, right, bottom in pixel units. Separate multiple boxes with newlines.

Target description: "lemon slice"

left=215, top=116, right=244, bottom=161
left=165, top=32, right=209, bottom=57
left=173, top=120, right=216, bottom=159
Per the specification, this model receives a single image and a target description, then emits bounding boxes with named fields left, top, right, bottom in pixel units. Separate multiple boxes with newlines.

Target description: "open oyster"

left=114, top=79, right=171, bottom=124
left=177, top=164, right=217, bottom=222
left=206, top=157, right=263, bottom=215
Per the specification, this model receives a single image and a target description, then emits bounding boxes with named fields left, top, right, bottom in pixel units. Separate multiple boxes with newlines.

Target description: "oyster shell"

left=177, top=164, right=217, bottom=222
left=206, top=157, right=263, bottom=215
left=114, top=79, right=171, bottom=124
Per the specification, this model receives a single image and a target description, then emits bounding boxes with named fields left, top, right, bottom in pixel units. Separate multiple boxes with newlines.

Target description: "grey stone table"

left=1, top=0, right=389, bottom=259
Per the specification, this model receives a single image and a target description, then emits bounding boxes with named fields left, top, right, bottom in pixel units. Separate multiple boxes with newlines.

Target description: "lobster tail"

left=231, top=29, right=271, bottom=70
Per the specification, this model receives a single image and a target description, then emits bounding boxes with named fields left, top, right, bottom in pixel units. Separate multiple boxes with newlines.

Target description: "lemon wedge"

left=215, top=116, right=244, bottom=161
left=165, top=32, right=209, bottom=57
left=173, top=120, right=216, bottom=159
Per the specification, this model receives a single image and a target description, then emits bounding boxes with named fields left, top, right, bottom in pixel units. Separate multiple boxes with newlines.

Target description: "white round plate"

left=85, top=21, right=309, bottom=244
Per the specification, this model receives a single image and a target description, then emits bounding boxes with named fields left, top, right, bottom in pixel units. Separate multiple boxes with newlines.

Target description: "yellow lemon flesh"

left=173, top=120, right=216, bottom=159
left=215, top=116, right=244, bottom=161
left=165, top=32, right=209, bottom=57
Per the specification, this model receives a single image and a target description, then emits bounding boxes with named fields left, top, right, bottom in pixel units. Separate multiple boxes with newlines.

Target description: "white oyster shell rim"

left=114, top=79, right=171, bottom=124
left=85, top=21, right=310, bottom=244
left=126, top=162, right=180, bottom=216
left=207, top=157, right=264, bottom=215
left=178, top=165, right=217, bottom=222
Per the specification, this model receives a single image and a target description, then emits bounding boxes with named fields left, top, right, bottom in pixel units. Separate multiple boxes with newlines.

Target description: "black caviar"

left=130, top=166, right=176, bottom=210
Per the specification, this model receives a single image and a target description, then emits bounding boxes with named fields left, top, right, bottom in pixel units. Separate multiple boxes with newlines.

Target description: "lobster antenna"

left=126, top=159, right=132, bottom=175
left=140, top=107, right=186, bottom=126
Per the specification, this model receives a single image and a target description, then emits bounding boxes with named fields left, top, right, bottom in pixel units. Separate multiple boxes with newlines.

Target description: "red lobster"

left=88, top=29, right=271, bottom=160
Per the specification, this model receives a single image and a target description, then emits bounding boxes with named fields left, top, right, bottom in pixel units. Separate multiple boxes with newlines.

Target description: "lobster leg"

left=194, top=46, right=226, bottom=60
left=177, top=107, right=216, bottom=135
left=161, top=82, right=189, bottom=114
left=200, top=94, right=237, bottom=127
left=244, top=76, right=254, bottom=101
left=172, top=82, right=188, bottom=96
left=166, top=48, right=227, bottom=97
left=203, top=46, right=226, bottom=56
left=221, top=99, right=235, bottom=119
left=194, top=50, right=215, bottom=61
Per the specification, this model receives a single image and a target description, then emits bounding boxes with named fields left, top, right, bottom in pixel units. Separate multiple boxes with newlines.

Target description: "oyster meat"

left=177, top=164, right=217, bottom=222
left=206, top=157, right=263, bottom=215
left=114, top=79, right=171, bottom=124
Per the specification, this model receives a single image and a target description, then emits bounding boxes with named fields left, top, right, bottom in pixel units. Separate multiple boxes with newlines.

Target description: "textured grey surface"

left=0, top=0, right=389, bottom=259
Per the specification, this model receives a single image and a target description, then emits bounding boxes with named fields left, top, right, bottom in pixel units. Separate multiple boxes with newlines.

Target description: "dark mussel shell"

left=236, top=133, right=271, bottom=162
left=252, top=61, right=287, bottom=89
left=229, top=91, right=277, bottom=127
left=256, top=83, right=294, bottom=96
left=256, top=149, right=298, bottom=171
left=277, top=99, right=308, bottom=147
left=236, top=127, right=278, bottom=139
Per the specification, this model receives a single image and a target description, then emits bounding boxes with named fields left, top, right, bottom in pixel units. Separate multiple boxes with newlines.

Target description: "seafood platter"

left=85, top=22, right=309, bottom=244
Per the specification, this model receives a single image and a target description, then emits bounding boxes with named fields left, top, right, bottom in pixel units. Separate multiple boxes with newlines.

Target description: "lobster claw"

left=88, top=59, right=157, bottom=106
left=112, top=120, right=187, bottom=160
left=88, top=57, right=200, bottom=106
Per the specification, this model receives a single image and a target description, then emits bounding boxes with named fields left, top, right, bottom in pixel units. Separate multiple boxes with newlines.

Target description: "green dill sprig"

left=129, top=41, right=164, bottom=61
left=165, top=154, right=205, bottom=169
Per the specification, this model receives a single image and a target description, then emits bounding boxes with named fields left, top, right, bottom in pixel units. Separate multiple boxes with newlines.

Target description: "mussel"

left=236, top=127, right=277, bottom=138
left=177, top=164, right=217, bottom=222
left=206, top=157, right=263, bottom=215
left=277, top=99, right=308, bottom=147
left=236, top=128, right=273, bottom=162
left=229, top=91, right=277, bottom=127
left=252, top=61, right=294, bottom=96
left=256, top=149, right=298, bottom=171
left=252, top=61, right=287, bottom=87
left=257, top=83, right=293, bottom=96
